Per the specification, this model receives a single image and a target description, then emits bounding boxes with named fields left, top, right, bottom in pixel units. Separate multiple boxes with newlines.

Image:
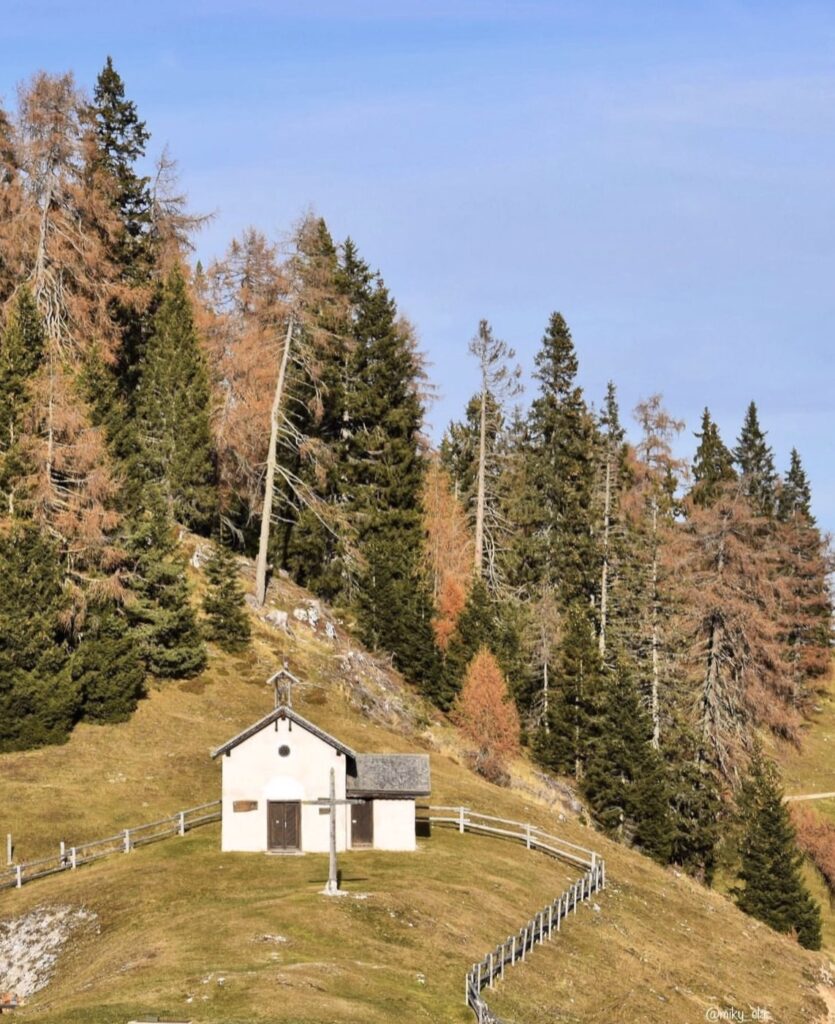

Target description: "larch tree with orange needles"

left=422, top=457, right=473, bottom=650
left=5, top=72, right=124, bottom=592
left=453, top=646, right=520, bottom=784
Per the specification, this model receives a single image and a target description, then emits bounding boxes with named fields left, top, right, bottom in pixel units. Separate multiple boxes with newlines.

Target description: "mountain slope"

left=0, top=563, right=830, bottom=1023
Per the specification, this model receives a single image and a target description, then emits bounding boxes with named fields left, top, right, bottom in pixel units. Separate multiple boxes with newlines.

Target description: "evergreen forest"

left=0, top=60, right=830, bottom=946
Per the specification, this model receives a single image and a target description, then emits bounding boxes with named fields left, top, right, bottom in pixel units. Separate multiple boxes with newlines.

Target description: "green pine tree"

left=134, top=266, right=215, bottom=530
left=774, top=448, right=832, bottom=689
left=0, top=525, right=78, bottom=750
left=581, top=658, right=673, bottom=863
left=778, top=448, right=813, bottom=523
left=734, top=748, right=822, bottom=949
left=691, top=408, right=736, bottom=507
left=88, top=57, right=157, bottom=455
left=125, top=489, right=207, bottom=678
left=535, top=602, right=600, bottom=778
left=339, top=242, right=441, bottom=691
left=665, top=739, right=720, bottom=884
left=734, top=401, right=778, bottom=518
left=0, top=286, right=44, bottom=513
left=525, top=312, right=599, bottom=606
left=72, top=602, right=146, bottom=722
left=357, top=533, right=441, bottom=697
left=91, top=56, right=153, bottom=283
left=202, top=540, right=251, bottom=652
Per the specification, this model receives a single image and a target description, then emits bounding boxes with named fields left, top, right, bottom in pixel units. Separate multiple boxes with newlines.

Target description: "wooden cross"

left=304, top=767, right=364, bottom=896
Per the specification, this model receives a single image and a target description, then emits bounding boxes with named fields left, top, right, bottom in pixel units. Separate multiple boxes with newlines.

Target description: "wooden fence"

left=0, top=800, right=221, bottom=893
left=427, top=806, right=605, bottom=1024
left=1, top=798, right=602, bottom=1023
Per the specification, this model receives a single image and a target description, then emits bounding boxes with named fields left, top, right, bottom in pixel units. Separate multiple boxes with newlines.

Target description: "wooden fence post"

left=459, top=807, right=466, bottom=834
left=548, top=904, right=553, bottom=935
left=15, top=865, right=21, bottom=888
left=6, top=833, right=11, bottom=866
left=511, top=934, right=516, bottom=964
left=521, top=926, right=527, bottom=961
left=525, top=823, right=531, bottom=849
left=179, top=811, right=186, bottom=836
left=123, top=829, right=131, bottom=853
left=60, top=841, right=65, bottom=866
left=70, top=847, right=77, bottom=870
left=488, top=952, right=494, bottom=988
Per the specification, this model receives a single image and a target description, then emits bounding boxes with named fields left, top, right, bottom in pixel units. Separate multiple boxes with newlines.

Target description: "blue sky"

left=3, top=1, right=834, bottom=528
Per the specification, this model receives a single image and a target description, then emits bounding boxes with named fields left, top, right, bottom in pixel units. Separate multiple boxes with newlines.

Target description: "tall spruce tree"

left=525, top=312, right=598, bottom=606
left=134, top=266, right=215, bottom=530
left=91, top=57, right=153, bottom=286
left=72, top=602, right=146, bottom=722
left=125, top=489, right=207, bottom=678
left=595, top=381, right=628, bottom=664
left=735, top=749, right=822, bottom=950
left=775, top=449, right=832, bottom=691
left=0, top=286, right=44, bottom=513
left=664, top=727, right=720, bottom=883
left=202, top=540, right=251, bottom=652
left=734, top=401, right=778, bottom=518
left=778, top=448, right=813, bottom=523
left=582, top=660, right=673, bottom=864
left=691, top=408, right=736, bottom=507
left=341, top=245, right=440, bottom=691
left=0, top=525, right=78, bottom=750
left=535, top=601, right=600, bottom=779
left=88, top=58, right=156, bottom=459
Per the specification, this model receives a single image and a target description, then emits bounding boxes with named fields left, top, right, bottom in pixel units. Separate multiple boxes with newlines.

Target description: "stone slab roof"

left=347, top=754, right=431, bottom=797
left=211, top=705, right=356, bottom=760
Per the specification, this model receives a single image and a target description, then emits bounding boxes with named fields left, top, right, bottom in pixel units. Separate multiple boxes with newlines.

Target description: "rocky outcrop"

left=0, top=905, right=96, bottom=1002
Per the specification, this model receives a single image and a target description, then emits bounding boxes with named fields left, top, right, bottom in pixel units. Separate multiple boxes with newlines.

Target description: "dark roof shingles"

left=347, top=754, right=431, bottom=797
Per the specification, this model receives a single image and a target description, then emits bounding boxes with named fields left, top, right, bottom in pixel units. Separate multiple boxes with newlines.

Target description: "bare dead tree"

left=254, top=315, right=294, bottom=605
left=633, top=394, right=686, bottom=749
left=467, top=319, right=520, bottom=579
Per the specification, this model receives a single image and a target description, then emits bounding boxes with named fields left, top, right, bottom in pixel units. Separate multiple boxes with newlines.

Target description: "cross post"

left=303, top=767, right=364, bottom=895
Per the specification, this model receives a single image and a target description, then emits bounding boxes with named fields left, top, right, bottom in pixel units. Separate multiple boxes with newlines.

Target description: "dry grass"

left=0, top=570, right=830, bottom=1023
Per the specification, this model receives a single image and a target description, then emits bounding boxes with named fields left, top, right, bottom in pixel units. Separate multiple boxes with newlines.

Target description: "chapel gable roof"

left=347, top=754, right=431, bottom=797
left=211, top=705, right=357, bottom=760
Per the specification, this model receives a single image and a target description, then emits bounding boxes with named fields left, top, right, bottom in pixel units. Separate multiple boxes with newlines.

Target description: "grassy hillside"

left=0, top=565, right=830, bottom=1023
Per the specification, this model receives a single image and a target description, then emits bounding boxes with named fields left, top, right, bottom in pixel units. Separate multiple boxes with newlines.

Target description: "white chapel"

left=211, top=704, right=431, bottom=854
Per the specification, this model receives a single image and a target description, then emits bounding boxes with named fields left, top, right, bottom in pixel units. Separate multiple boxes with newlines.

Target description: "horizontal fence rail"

left=426, top=806, right=605, bottom=1024
left=0, top=800, right=221, bottom=893
left=2, top=798, right=602, bottom=1023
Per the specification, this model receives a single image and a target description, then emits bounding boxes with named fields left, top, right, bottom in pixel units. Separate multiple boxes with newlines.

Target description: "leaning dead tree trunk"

left=254, top=317, right=294, bottom=607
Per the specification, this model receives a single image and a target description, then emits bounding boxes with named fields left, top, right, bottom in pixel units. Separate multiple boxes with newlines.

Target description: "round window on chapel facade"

left=278, top=744, right=291, bottom=757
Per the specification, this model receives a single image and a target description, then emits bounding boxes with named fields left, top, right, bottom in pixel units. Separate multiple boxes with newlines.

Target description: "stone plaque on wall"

left=233, top=800, right=258, bottom=812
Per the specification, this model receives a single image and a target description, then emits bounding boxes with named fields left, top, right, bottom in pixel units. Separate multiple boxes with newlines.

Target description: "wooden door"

left=351, top=800, right=373, bottom=847
left=268, top=801, right=300, bottom=851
